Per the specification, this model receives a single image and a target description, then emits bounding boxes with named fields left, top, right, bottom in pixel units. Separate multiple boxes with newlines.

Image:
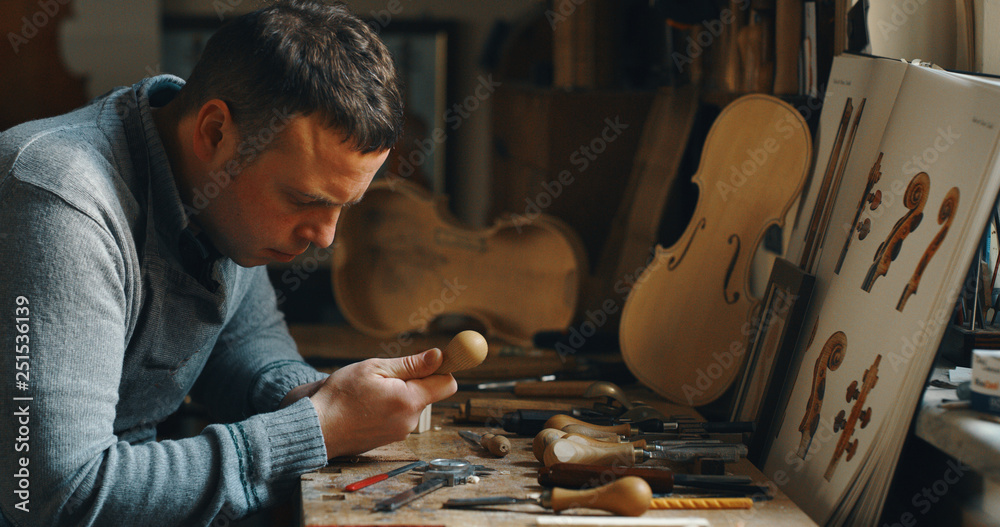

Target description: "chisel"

left=458, top=430, right=511, bottom=457
left=543, top=438, right=747, bottom=467
left=538, top=463, right=765, bottom=496
left=546, top=414, right=754, bottom=440
left=443, top=476, right=652, bottom=516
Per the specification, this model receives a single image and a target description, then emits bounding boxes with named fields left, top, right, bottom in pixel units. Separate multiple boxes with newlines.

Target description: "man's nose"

left=296, top=209, right=339, bottom=248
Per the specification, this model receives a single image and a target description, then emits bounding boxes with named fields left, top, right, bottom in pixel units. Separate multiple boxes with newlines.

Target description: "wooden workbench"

left=299, top=392, right=817, bottom=527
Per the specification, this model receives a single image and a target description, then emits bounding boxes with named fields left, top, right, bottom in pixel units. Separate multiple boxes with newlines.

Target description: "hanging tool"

left=443, top=476, right=653, bottom=516
left=538, top=463, right=766, bottom=496
left=543, top=438, right=747, bottom=467
left=458, top=430, right=511, bottom=457
left=343, top=460, right=428, bottom=492
left=373, top=458, right=493, bottom=512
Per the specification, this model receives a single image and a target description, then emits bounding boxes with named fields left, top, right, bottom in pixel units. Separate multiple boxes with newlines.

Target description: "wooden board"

left=301, top=392, right=817, bottom=526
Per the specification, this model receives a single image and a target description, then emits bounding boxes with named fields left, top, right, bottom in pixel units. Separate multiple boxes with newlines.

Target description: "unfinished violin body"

left=619, top=94, right=812, bottom=406
left=332, top=179, right=586, bottom=346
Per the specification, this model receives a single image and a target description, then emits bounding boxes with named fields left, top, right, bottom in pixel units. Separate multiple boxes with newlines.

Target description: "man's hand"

left=307, top=348, right=457, bottom=458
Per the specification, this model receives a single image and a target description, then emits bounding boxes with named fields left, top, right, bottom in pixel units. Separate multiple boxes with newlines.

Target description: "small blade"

left=443, top=496, right=537, bottom=509
left=458, top=430, right=483, bottom=444
left=373, top=478, right=446, bottom=512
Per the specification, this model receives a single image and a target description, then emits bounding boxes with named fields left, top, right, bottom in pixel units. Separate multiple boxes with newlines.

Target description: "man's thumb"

left=385, top=348, right=443, bottom=380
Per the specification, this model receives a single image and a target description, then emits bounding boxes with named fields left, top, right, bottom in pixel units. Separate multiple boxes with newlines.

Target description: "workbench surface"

left=299, top=393, right=817, bottom=527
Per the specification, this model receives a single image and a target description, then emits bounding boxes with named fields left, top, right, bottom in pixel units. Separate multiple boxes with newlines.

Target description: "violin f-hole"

left=861, top=172, right=930, bottom=292
left=897, top=187, right=960, bottom=311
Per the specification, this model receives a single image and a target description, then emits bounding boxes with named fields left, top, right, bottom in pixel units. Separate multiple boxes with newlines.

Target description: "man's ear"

left=191, top=99, right=237, bottom=164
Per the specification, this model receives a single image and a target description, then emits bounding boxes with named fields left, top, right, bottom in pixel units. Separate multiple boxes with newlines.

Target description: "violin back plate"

left=619, top=95, right=812, bottom=406
left=332, top=179, right=587, bottom=346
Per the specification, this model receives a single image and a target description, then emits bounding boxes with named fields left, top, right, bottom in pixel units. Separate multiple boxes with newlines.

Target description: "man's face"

left=193, top=114, right=389, bottom=267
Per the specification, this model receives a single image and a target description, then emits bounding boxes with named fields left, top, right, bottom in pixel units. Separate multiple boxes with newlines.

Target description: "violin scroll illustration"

left=861, top=172, right=930, bottom=292
left=796, top=331, right=847, bottom=459
left=897, top=187, right=960, bottom=311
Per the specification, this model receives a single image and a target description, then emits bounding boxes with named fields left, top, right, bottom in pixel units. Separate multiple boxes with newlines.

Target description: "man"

left=0, top=1, right=456, bottom=525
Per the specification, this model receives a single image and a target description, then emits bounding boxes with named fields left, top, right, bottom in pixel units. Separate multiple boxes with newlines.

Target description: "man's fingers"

left=380, top=348, right=443, bottom=380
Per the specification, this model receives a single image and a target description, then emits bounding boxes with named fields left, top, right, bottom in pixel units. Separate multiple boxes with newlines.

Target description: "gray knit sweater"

left=0, top=75, right=328, bottom=526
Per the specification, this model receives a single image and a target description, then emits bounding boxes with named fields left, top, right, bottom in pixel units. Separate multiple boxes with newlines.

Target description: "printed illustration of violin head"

left=861, top=172, right=930, bottom=292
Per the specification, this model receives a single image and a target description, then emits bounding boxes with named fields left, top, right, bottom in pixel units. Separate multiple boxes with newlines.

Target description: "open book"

left=761, top=53, right=1000, bottom=525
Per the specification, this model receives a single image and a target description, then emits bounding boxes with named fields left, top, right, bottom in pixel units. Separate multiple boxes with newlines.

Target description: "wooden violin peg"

left=860, top=407, right=872, bottom=428
left=833, top=409, right=846, bottom=432
left=846, top=380, right=860, bottom=402
left=846, top=439, right=859, bottom=461
left=434, top=330, right=488, bottom=374
left=868, top=189, right=882, bottom=210
left=544, top=476, right=652, bottom=516
left=857, top=218, right=871, bottom=240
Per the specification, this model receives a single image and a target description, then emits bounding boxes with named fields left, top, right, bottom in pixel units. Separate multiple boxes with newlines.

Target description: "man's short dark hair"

left=174, top=0, right=403, bottom=154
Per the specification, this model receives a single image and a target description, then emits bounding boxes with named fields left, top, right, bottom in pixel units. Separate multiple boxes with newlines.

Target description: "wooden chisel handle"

left=539, top=463, right=676, bottom=493
left=480, top=433, right=511, bottom=457
left=533, top=428, right=645, bottom=463
left=545, top=415, right=632, bottom=436
left=546, top=476, right=652, bottom=516
left=562, top=424, right=622, bottom=440
left=544, top=438, right=639, bottom=467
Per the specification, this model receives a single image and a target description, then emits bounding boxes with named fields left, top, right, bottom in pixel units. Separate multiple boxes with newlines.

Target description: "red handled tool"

left=343, top=460, right=427, bottom=492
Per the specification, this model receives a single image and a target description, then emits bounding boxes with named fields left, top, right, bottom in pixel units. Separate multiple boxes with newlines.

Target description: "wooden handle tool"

left=533, top=428, right=645, bottom=463
left=434, top=330, right=488, bottom=374
left=545, top=414, right=631, bottom=437
left=443, top=476, right=653, bottom=517
left=458, top=430, right=511, bottom=457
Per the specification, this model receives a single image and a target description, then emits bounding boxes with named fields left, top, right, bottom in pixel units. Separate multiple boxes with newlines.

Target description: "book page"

left=765, top=57, right=1000, bottom=524
left=787, top=54, right=908, bottom=270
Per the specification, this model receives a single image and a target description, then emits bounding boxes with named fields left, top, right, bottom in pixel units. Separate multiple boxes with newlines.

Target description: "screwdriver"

left=542, top=438, right=748, bottom=467
left=443, top=476, right=653, bottom=516
left=458, top=430, right=511, bottom=457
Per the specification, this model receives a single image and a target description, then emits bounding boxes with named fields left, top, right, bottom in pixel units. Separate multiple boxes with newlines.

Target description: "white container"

left=971, top=349, right=1000, bottom=416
